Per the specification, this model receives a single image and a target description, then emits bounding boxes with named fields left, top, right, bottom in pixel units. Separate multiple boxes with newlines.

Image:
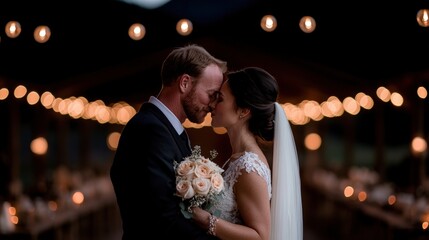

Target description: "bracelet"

left=207, top=214, right=218, bottom=236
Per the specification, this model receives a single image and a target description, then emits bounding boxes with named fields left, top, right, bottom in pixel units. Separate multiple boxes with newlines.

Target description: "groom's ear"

left=179, top=74, right=192, bottom=93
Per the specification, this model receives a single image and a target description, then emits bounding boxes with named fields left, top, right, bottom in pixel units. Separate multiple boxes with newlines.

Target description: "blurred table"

left=0, top=192, right=121, bottom=240
left=302, top=178, right=429, bottom=240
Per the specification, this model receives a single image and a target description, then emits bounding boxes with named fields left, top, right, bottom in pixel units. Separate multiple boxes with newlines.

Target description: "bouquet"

left=174, top=145, right=224, bottom=218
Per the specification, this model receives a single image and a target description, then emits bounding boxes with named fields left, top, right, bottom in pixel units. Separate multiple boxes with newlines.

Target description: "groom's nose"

left=208, top=99, right=218, bottom=112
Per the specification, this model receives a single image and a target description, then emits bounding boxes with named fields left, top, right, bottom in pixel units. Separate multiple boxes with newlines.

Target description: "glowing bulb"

left=260, top=15, right=277, bottom=32
left=299, top=16, right=316, bottom=33
left=34, top=25, right=51, bottom=43
left=417, top=9, right=429, bottom=27
left=176, top=19, right=193, bottom=36
left=129, top=23, right=146, bottom=40
left=5, top=21, right=21, bottom=38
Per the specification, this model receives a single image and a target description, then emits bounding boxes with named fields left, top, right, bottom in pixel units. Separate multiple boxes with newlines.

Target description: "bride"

left=191, top=67, right=303, bottom=240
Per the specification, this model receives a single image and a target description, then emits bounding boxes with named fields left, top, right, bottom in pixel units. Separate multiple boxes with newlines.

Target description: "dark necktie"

left=180, top=130, right=191, bottom=150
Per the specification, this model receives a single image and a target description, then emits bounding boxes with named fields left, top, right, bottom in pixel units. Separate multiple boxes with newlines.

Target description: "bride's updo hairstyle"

left=227, top=67, right=279, bottom=141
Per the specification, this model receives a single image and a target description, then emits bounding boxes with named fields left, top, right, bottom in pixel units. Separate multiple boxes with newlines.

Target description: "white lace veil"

left=270, top=102, right=303, bottom=240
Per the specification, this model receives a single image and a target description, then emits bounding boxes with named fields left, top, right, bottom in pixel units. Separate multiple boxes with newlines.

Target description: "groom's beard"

left=183, top=86, right=207, bottom=124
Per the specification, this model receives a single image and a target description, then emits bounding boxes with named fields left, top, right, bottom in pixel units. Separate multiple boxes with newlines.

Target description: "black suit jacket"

left=110, top=102, right=217, bottom=239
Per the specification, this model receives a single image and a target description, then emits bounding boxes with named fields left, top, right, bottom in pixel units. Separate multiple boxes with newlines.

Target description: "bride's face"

left=210, top=81, right=241, bottom=128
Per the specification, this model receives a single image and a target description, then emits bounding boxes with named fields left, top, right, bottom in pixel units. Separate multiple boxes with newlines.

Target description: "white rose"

left=194, top=163, right=212, bottom=179
left=196, top=157, right=210, bottom=165
left=211, top=172, right=224, bottom=193
left=192, top=177, right=211, bottom=196
left=176, top=160, right=195, bottom=180
left=176, top=179, right=195, bottom=199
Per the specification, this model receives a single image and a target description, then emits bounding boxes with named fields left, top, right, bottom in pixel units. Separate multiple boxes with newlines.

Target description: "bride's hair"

left=227, top=67, right=279, bottom=141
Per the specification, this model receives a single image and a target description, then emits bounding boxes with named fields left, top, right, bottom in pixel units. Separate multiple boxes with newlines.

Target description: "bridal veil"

left=270, top=102, right=303, bottom=240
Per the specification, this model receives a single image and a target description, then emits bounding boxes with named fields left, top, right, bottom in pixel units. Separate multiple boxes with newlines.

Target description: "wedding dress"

left=206, top=151, right=271, bottom=224
left=206, top=103, right=303, bottom=240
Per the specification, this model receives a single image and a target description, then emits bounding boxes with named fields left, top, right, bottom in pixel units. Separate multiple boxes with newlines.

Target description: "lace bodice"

left=206, top=152, right=271, bottom=224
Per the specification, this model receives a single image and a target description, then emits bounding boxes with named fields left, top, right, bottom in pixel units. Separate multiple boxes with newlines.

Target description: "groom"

left=110, top=44, right=227, bottom=239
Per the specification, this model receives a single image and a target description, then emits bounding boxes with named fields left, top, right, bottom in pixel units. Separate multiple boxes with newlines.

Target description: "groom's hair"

left=160, top=44, right=227, bottom=86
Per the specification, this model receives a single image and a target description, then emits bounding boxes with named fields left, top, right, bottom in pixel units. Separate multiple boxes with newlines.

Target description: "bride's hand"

left=191, top=207, right=211, bottom=230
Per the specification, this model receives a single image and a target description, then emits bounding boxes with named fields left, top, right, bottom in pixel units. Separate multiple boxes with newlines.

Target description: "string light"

left=128, top=23, right=146, bottom=40
left=176, top=19, right=193, bottom=36
left=5, top=21, right=21, bottom=38
left=299, top=16, right=316, bottom=33
left=417, top=9, right=429, bottom=27
left=260, top=15, right=277, bottom=32
left=34, top=25, right=51, bottom=43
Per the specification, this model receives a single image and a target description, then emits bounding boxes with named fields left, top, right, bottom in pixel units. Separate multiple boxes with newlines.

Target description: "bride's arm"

left=192, top=207, right=265, bottom=240
left=192, top=171, right=270, bottom=240
left=191, top=207, right=212, bottom=231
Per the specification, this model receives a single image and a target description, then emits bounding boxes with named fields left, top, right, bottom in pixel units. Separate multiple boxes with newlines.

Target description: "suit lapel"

left=141, top=103, right=191, bottom=157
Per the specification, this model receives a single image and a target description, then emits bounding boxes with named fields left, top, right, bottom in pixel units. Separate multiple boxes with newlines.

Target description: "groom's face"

left=183, top=64, right=223, bottom=124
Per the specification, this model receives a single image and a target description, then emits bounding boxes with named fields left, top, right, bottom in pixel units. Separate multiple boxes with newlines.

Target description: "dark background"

left=1, top=0, right=428, bottom=105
